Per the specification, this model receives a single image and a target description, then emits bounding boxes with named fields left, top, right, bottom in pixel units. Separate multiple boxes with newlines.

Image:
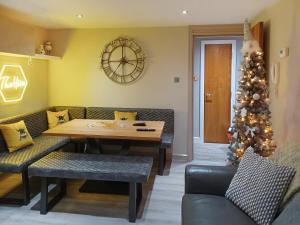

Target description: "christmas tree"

left=228, top=19, right=276, bottom=164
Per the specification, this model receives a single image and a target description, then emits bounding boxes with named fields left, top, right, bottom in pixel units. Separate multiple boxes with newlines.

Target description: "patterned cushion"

left=114, top=111, right=137, bottom=121
left=47, top=110, right=69, bottom=129
left=54, top=106, right=86, bottom=120
left=0, top=120, right=34, bottom=152
left=0, top=136, right=69, bottom=173
left=0, top=109, right=49, bottom=153
left=225, top=148, right=296, bottom=225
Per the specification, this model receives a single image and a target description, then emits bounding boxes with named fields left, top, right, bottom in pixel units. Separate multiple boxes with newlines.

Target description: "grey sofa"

left=182, top=165, right=300, bottom=225
left=0, top=109, right=70, bottom=205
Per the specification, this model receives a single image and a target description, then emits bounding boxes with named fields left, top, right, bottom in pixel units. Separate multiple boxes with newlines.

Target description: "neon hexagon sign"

left=0, top=65, right=28, bottom=103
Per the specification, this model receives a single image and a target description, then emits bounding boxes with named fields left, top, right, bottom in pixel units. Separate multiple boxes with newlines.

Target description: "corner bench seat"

left=0, top=136, right=69, bottom=173
left=0, top=108, right=71, bottom=205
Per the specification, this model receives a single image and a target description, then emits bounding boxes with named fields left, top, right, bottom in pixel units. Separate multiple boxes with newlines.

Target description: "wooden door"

left=251, top=22, right=264, bottom=49
left=204, top=44, right=232, bottom=143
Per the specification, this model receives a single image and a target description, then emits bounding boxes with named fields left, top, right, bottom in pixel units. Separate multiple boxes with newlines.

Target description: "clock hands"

left=113, top=63, right=122, bottom=74
left=101, top=37, right=145, bottom=84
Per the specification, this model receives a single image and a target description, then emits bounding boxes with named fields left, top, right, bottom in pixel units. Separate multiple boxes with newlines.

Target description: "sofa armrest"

left=185, top=165, right=237, bottom=196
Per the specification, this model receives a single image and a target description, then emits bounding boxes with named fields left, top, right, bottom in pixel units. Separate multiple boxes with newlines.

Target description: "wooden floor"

left=0, top=143, right=228, bottom=225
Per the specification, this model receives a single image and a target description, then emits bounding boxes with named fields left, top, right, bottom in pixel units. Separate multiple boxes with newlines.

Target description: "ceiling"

left=0, top=0, right=278, bottom=29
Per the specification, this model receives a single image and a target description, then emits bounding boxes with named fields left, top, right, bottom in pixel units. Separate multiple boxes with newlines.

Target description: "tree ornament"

left=265, top=98, right=271, bottom=104
left=252, top=93, right=260, bottom=100
left=241, top=108, right=247, bottom=117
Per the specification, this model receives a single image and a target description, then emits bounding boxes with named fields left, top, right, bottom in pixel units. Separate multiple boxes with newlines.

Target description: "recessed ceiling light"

left=76, top=14, right=84, bottom=19
left=181, top=10, right=189, bottom=15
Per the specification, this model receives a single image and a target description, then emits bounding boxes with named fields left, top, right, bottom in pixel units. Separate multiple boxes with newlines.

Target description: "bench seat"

left=0, top=136, right=69, bottom=173
left=161, top=133, right=173, bottom=148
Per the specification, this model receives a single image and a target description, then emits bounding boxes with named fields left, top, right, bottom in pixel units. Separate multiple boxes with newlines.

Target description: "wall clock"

left=100, top=37, right=145, bottom=84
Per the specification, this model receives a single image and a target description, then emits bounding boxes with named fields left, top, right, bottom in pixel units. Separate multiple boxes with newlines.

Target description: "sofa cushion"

left=0, top=109, right=49, bottom=153
left=47, top=110, right=70, bottom=128
left=53, top=106, right=86, bottom=120
left=0, top=120, right=34, bottom=153
left=226, top=148, right=296, bottom=225
left=114, top=111, right=137, bottom=121
left=0, top=136, right=69, bottom=173
left=182, top=194, right=256, bottom=225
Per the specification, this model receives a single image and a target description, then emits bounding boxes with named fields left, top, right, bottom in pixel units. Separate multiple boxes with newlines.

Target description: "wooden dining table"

left=43, top=119, right=165, bottom=142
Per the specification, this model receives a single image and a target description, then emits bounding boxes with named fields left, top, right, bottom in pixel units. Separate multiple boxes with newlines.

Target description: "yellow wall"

left=0, top=14, right=49, bottom=119
left=48, top=27, right=189, bottom=156
left=0, top=55, right=49, bottom=119
left=252, top=0, right=300, bottom=142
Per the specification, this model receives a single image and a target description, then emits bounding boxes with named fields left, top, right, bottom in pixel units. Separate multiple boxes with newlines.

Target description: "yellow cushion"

left=114, top=111, right=137, bottom=121
left=0, top=120, right=34, bottom=153
left=47, top=110, right=69, bottom=129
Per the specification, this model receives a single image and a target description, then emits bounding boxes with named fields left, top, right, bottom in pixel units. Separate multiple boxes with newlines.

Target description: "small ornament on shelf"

left=38, top=44, right=46, bottom=55
left=44, top=41, right=53, bottom=55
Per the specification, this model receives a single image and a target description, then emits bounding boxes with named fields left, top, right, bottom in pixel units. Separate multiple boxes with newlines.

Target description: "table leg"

left=120, top=141, right=130, bottom=155
left=40, top=177, right=48, bottom=215
left=86, top=138, right=102, bottom=154
left=137, top=183, right=142, bottom=208
left=129, top=182, right=136, bottom=222
left=22, top=169, right=30, bottom=205
left=40, top=178, right=66, bottom=215
left=158, top=147, right=166, bottom=175
left=129, top=182, right=143, bottom=223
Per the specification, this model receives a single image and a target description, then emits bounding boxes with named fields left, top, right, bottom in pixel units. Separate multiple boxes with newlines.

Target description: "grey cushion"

left=0, top=136, right=69, bottom=173
left=53, top=106, right=86, bottom=120
left=226, top=149, right=296, bottom=225
left=182, top=194, right=256, bottom=225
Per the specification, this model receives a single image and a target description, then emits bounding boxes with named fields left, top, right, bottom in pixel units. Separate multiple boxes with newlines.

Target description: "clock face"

left=101, top=37, right=145, bottom=84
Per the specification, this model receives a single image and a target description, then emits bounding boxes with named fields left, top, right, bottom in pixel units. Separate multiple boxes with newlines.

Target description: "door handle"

left=205, top=92, right=213, bottom=102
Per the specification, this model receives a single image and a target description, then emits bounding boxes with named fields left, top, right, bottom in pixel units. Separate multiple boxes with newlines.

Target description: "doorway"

left=193, top=37, right=243, bottom=145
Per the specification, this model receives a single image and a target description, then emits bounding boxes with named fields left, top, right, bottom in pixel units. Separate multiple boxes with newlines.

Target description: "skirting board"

left=172, top=153, right=189, bottom=162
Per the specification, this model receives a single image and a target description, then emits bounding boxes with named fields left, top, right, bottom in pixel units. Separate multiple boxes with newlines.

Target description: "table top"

left=43, top=119, right=165, bottom=141
left=28, top=152, right=153, bottom=183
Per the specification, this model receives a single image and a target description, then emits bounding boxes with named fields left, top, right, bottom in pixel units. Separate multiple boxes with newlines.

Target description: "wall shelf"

left=0, top=52, right=61, bottom=60
left=33, top=54, right=61, bottom=60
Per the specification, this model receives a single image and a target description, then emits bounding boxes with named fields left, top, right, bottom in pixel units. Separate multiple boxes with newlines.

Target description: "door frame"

left=187, top=24, right=243, bottom=161
left=199, top=40, right=237, bottom=143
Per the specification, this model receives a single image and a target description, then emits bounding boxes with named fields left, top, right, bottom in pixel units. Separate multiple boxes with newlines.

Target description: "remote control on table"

left=133, top=122, right=146, bottom=126
left=136, top=128, right=156, bottom=132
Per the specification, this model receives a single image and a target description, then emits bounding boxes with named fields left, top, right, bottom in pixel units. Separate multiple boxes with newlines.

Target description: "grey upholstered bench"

left=29, top=152, right=153, bottom=223
left=0, top=109, right=70, bottom=205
